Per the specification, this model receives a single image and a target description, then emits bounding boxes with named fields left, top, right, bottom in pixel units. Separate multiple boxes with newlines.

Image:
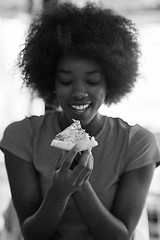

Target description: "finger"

left=60, top=144, right=80, bottom=173
left=83, top=155, right=93, bottom=183
left=72, top=150, right=90, bottom=183
left=74, top=156, right=92, bottom=187
left=77, top=152, right=94, bottom=186
left=83, top=171, right=92, bottom=183
left=90, top=152, right=94, bottom=169
left=55, top=150, right=67, bottom=170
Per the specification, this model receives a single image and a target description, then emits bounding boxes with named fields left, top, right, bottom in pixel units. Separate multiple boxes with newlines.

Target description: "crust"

left=51, top=138, right=98, bottom=151
left=50, top=119, right=98, bottom=151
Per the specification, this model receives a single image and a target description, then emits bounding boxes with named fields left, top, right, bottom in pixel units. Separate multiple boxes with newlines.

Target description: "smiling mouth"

left=70, top=104, right=91, bottom=111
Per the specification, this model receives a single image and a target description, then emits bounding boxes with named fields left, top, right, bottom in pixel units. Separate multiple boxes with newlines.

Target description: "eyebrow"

left=57, top=69, right=102, bottom=75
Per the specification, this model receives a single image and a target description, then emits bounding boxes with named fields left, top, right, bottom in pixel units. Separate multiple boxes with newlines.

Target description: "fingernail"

left=87, top=148, right=92, bottom=154
left=74, top=143, right=81, bottom=151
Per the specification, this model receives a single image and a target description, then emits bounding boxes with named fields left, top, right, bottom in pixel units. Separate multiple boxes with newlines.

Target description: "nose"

left=71, top=83, right=88, bottom=99
left=72, top=91, right=88, bottom=99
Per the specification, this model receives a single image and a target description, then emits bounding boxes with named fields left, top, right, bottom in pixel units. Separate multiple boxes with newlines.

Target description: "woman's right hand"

left=52, top=145, right=94, bottom=199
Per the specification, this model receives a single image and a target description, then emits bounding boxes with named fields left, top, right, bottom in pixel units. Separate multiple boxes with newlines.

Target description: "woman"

left=0, top=2, right=160, bottom=240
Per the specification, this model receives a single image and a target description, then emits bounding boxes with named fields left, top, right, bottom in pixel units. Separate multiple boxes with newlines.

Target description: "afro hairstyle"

left=18, top=1, right=140, bottom=105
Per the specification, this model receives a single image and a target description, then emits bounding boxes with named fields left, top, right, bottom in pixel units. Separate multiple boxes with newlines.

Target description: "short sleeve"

left=0, top=119, right=33, bottom=162
left=124, top=125, right=160, bottom=172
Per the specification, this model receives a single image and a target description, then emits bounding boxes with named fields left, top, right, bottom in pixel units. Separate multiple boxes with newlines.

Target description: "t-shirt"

left=0, top=111, right=160, bottom=240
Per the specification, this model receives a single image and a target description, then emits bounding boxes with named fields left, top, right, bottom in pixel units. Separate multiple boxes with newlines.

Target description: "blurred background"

left=0, top=0, right=160, bottom=239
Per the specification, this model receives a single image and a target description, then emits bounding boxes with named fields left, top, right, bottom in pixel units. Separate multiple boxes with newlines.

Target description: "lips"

left=69, top=103, right=91, bottom=111
left=71, top=104, right=90, bottom=110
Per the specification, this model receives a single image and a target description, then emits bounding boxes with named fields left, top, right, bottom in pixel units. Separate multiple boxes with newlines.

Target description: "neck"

left=58, top=111, right=72, bottom=131
left=85, top=113, right=104, bottom=136
left=58, top=111, right=104, bottom=137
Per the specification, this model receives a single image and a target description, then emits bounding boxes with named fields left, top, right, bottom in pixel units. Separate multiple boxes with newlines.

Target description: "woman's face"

left=55, top=56, right=106, bottom=127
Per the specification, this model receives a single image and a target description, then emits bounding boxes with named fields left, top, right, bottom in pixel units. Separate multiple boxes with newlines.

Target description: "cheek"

left=56, top=87, right=70, bottom=105
left=96, top=88, right=106, bottom=104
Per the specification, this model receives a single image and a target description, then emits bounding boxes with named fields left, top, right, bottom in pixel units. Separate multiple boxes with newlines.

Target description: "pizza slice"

left=50, top=119, right=98, bottom=151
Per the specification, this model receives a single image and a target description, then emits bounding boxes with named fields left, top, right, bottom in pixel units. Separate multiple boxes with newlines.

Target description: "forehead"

left=57, top=56, right=103, bottom=74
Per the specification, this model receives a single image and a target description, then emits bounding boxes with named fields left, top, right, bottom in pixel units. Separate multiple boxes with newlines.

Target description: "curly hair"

left=18, top=1, right=140, bottom=105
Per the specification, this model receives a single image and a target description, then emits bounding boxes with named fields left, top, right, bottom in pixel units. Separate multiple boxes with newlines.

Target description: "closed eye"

left=87, top=79, right=101, bottom=85
left=57, top=78, right=73, bottom=85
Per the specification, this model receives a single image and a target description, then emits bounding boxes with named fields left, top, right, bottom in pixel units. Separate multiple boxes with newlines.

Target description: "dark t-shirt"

left=1, top=111, right=160, bottom=239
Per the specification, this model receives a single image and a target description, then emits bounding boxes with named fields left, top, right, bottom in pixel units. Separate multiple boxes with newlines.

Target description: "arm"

left=72, top=164, right=155, bottom=240
left=4, top=150, right=69, bottom=240
left=4, top=146, right=92, bottom=240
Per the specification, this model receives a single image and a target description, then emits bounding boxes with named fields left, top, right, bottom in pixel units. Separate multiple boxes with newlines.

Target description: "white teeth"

left=71, top=104, right=90, bottom=110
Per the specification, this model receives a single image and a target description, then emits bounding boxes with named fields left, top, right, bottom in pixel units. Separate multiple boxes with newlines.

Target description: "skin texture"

left=4, top=56, right=156, bottom=240
left=17, top=2, right=140, bottom=105
left=2, top=2, right=157, bottom=240
left=55, top=56, right=106, bottom=133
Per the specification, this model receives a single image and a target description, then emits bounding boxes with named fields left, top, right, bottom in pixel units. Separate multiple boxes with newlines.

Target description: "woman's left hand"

left=52, top=146, right=94, bottom=198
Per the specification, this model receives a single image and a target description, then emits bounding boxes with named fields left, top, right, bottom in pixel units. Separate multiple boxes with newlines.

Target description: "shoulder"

left=106, top=117, right=131, bottom=140
left=2, top=116, right=40, bottom=140
left=0, top=111, right=58, bottom=161
left=1, top=111, right=57, bottom=147
left=107, top=116, right=156, bottom=144
left=129, top=124, right=158, bottom=148
left=125, top=124, right=160, bottom=171
left=107, top=116, right=130, bottom=130
left=107, top=117, right=160, bottom=169
left=3, top=111, right=57, bottom=136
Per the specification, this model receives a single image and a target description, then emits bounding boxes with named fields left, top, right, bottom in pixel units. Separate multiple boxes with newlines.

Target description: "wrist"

left=48, top=181, right=70, bottom=203
left=72, top=180, right=90, bottom=198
